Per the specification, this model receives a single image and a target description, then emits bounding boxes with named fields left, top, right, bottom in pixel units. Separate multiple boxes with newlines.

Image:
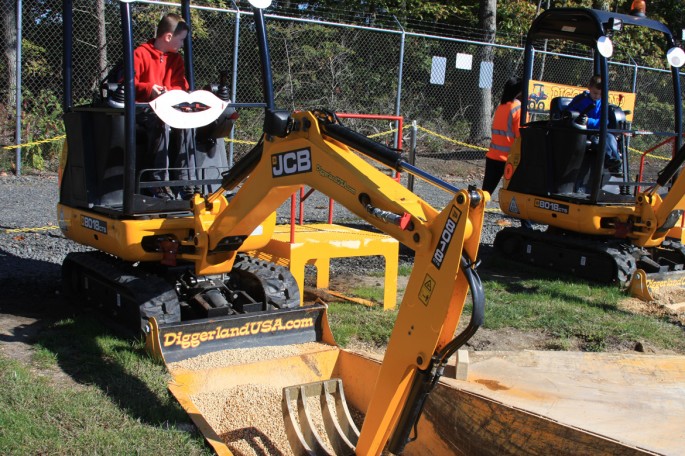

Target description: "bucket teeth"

left=283, top=378, right=360, bottom=456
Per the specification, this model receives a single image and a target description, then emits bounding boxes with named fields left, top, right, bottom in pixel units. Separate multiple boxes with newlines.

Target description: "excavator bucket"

left=628, top=268, right=685, bottom=302
left=282, top=378, right=360, bottom=456
left=145, top=300, right=372, bottom=455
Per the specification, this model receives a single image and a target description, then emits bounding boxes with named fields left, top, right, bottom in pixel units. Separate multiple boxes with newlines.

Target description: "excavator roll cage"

left=514, top=8, right=683, bottom=206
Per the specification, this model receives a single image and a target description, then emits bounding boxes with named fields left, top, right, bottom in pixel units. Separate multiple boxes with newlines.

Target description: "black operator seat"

left=550, top=96, right=573, bottom=121
left=548, top=96, right=588, bottom=194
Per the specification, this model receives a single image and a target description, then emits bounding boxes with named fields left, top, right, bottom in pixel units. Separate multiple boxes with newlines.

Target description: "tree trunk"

left=3, top=0, right=17, bottom=108
left=96, top=0, right=108, bottom=89
left=470, top=0, right=496, bottom=143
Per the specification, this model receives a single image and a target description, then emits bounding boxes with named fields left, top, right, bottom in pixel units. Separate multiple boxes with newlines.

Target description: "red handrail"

left=637, top=136, right=677, bottom=193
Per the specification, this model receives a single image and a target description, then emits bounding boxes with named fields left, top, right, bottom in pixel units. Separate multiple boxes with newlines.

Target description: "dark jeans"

left=137, top=110, right=196, bottom=187
left=482, top=157, right=506, bottom=196
left=483, top=157, right=534, bottom=230
left=591, top=133, right=620, bottom=161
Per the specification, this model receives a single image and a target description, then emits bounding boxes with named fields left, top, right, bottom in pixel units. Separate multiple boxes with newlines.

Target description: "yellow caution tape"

left=627, top=146, right=669, bottom=161
left=2, top=135, right=66, bottom=151
left=415, top=126, right=489, bottom=152
left=225, top=138, right=258, bottom=145
left=4, top=225, right=60, bottom=233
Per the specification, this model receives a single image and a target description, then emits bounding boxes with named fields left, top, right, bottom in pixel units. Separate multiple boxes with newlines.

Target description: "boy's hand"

left=151, top=84, right=166, bottom=100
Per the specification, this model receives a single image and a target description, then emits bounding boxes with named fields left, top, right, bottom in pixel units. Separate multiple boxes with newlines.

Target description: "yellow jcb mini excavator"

left=495, top=5, right=685, bottom=300
left=59, top=0, right=487, bottom=454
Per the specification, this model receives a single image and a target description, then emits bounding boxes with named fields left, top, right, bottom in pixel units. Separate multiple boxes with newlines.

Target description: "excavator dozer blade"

left=146, top=302, right=329, bottom=363
left=283, top=378, right=360, bottom=456
left=628, top=268, right=685, bottom=302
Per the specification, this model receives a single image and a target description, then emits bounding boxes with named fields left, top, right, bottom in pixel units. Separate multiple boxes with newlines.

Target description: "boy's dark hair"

left=500, top=77, right=522, bottom=105
left=156, top=13, right=189, bottom=38
left=588, top=74, right=602, bottom=90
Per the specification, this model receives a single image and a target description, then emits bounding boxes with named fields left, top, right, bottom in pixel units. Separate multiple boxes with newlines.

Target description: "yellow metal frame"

left=249, top=223, right=399, bottom=309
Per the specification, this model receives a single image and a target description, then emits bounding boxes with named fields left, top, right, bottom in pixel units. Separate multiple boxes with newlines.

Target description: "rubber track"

left=230, top=254, right=301, bottom=309
left=493, top=227, right=637, bottom=286
left=62, top=251, right=181, bottom=333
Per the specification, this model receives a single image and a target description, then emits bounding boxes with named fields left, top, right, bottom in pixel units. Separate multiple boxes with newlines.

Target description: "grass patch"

left=331, top=257, right=685, bottom=354
left=479, top=260, right=685, bottom=353
left=326, top=301, right=398, bottom=347
left=347, top=285, right=385, bottom=302
left=0, top=316, right=210, bottom=455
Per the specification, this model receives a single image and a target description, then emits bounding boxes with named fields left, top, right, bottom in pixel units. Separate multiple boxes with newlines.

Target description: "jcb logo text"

left=272, top=149, right=312, bottom=177
left=432, top=206, right=462, bottom=269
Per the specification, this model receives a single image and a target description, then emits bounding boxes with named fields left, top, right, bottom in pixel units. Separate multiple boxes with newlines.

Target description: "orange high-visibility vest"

left=486, top=99, right=521, bottom=162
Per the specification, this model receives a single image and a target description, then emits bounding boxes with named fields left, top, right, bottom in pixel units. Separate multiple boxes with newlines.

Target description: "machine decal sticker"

left=432, top=206, right=462, bottom=269
left=81, top=215, right=108, bottom=234
left=534, top=199, right=569, bottom=214
left=272, top=148, right=312, bottom=177
left=508, top=197, right=520, bottom=214
left=316, top=164, right=356, bottom=194
left=419, top=273, right=436, bottom=306
left=162, top=317, right=315, bottom=349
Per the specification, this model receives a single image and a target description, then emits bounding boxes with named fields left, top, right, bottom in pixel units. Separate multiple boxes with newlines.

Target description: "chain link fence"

left=1, top=0, right=683, bottom=188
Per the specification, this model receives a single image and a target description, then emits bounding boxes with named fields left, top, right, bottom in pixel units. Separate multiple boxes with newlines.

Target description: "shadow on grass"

left=482, top=252, right=623, bottom=301
left=0, top=248, right=188, bottom=427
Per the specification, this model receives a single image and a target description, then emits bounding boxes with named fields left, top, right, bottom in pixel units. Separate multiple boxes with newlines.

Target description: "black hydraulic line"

left=387, top=254, right=485, bottom=455
left=320, top=121, right=403, bottom=170
left=320, top=119, right=461, bottom=194
left=656, top=142, right=685, bottom=188
left=120, top=2, right=136, bottom=215
left=387, top=363, right=439, bottom=455
left=220, top=140, right=263, bottom=190
left=437, top=255, right=485, bottom=363
left=62, top=0, right=73, bottom=112
left=252, top=7, right=275, bottom=111
left=181, top=0, right=195, bottom=91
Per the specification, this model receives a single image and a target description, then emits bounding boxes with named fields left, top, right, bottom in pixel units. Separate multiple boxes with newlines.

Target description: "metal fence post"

left=393, top=16, right=405, bottom=151
left=229, top=2, right=241, bottom=167
left=408, top=120, right=417, bottom=191
left=15, top=0, right=22, bottom=176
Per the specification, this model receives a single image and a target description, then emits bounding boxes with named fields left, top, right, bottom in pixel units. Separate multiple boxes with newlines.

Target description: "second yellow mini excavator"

left=495, top=5, right=685, bottom=300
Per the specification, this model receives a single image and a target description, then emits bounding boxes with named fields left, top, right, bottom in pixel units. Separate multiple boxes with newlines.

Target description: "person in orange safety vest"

left=482, top=77, right=534, bottom=230
left=482, top=77, right=522, bottom=196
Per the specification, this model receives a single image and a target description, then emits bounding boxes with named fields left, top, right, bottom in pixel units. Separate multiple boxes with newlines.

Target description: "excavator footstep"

left=282, top=378, right=360, bottom=456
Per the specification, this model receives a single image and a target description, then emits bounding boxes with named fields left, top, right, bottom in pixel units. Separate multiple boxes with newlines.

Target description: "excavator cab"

left=59, top=1, right=238, bottom=215
left=496, top=6, right=685, bottom=293
left=500, top=8, right=681, bottom=206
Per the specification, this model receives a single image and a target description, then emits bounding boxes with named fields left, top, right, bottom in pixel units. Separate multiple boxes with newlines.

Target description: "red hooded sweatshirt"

left=133, top=39, right=189, bottom=102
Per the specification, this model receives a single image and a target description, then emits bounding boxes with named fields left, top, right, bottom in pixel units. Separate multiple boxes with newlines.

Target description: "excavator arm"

left=183, top=107, right=487, bottom=454
left=637, top=142, right=685, bottom=247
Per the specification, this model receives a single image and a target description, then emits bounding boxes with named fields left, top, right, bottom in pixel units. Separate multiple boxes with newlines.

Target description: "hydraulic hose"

left=387, top=255, right=485, bottom=454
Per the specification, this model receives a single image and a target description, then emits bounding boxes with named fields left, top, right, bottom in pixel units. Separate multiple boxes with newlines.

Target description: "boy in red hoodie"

left=135, top=13, right=195, bottom=200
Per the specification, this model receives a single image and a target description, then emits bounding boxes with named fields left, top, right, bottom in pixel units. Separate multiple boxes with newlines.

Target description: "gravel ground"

left=0, top=171, right=517, bottom=293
